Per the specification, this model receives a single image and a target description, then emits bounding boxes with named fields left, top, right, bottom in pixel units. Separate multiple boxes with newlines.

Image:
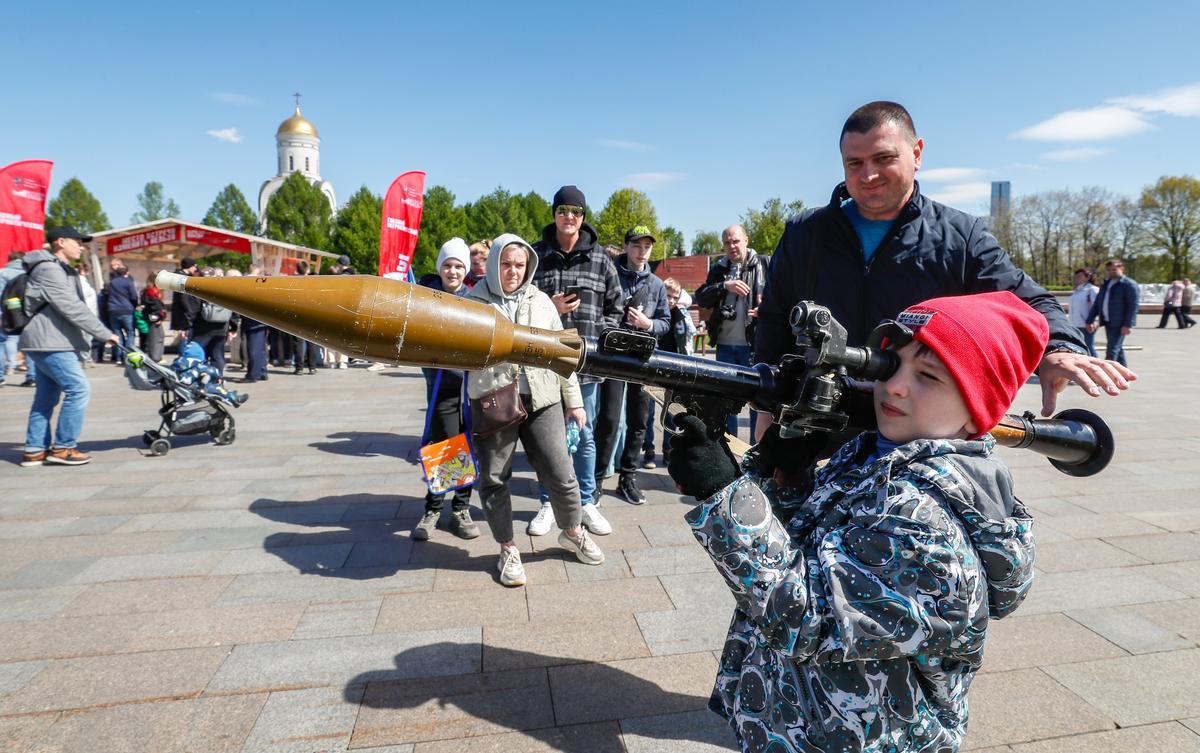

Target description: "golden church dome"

left=276, top=106, right=319, bottom=139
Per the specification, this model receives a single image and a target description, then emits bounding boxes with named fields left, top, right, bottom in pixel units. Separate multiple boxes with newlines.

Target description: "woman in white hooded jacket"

left=466, top=234, right=605, bottom=586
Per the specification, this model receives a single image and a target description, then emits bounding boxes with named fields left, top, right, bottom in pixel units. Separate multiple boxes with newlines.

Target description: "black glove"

left=746, top=423, right=826, bottom=492
left=667, top=414, right=740, bottom=499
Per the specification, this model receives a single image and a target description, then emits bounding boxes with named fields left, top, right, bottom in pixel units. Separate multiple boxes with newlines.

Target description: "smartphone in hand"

left=564, top=284, right=585, bottom=301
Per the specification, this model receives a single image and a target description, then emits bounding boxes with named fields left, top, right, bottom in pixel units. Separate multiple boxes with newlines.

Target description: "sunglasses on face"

left=555, top=205, right=584, bottom=218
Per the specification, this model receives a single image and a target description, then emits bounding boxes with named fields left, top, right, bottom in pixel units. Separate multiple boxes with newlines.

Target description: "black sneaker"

left=412, top=510, right=440, bottom=541
left=642, top=451, right=657, bottom=469
left=615, top=474, right=646, bottom=505
left=307, top=368, right=317, bottom=375
left=293, top=367, right=303, bottom=375
left=450, top=509, right=480, bottom=539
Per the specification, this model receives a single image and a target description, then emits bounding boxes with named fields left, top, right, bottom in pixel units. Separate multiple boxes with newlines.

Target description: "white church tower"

left=258, top=95, right=337, bottom=232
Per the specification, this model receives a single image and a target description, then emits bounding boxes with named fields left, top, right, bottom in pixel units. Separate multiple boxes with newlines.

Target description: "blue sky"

left=5, top=1, right=1197, bottom=246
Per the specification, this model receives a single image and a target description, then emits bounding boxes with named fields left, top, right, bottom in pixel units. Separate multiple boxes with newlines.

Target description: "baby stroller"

left=122, top=345, right=242, bottom=456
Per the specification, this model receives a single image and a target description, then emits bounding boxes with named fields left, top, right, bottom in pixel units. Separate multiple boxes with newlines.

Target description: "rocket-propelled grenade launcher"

left=157, top=272, right=1114, bottom=476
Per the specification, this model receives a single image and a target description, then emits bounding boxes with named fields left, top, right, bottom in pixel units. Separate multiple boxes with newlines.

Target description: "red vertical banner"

left=0, top=160, right=54, bottom=266
left=378, top=170, right=426, bottom=278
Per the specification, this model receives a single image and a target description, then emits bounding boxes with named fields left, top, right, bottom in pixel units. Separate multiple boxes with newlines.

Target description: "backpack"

left=200, top=300, right=232, bottom=324
left=1, top=259, right=50, bottom=336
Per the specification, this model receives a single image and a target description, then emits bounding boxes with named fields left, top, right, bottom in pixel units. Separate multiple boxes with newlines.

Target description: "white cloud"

left=598, top=138, right=653, bottom=152
left=206, top=127, right=243, bottom=143
left=621, top=172, right=685, bottom=190
left=918, top=167, right=986, bottom=183
left=1110, top=81, right=1200, bottom=117
left=924, top=181, right=991, bottom=209
left=1012, top=106, right=1154, bottom=142
left=1041, top=147, right=1111, bottom=162
left=211, top=92, right=255, bottom=105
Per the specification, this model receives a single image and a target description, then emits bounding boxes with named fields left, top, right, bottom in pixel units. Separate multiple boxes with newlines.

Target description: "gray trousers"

left=474, top=397, right=581, bottom=543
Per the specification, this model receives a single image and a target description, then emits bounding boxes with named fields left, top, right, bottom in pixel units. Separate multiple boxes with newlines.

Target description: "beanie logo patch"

left=897, top=309, right=935, bottom=328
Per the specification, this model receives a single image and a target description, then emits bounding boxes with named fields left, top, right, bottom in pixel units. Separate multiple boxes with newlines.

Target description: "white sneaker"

left=527, top=502, right=554, bottom=536
left=580, top=504, right=612, bottom=535
left=366, top=362, right=387, bottom=372
left=558, top=529, right=605, bottom=565
left=498, top=547, right=526, bottom=587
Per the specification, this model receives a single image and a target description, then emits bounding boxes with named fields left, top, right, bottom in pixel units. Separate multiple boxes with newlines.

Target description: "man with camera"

left=754, top=100, right=1134, bottom=453
left=694, top=224, right=768, bottom=438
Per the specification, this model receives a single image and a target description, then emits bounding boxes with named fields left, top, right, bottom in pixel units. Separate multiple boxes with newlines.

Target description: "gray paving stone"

left=963, top=668, right=1115, bottom=748
left=1132, top=599, right=1200, bottom=644
left=0, top=612, right=147, bottom=661
left=0, top=585, right=87, bottom=621
left=0, top=660, right=45, bottom=695
left=0, top=558, right=97, bottom=590
left=1017, top=566, right=1188, bottom=615
left=125, top=601, right=307, bottom=651
left=482, top=615, right=650, bottom=671
left=344, top=540, right=415, bottom=568
left=979, top=612, right=1127, bottom=672
left=1129, top=510, right=1200, bottom=532
left=1044, top=648, right=1200, bottom=726
left=410, top=723, right=621, bottom=753
left=624, top=545, right=712, bottom=577
left=526, top=576, right=673, bottom=624
left=57, top=575, right=234, bottom=616
left=638, top=522, right=699, bottom=548
left=32, top=693, right=266, bottom=753
left=1037, top=513, right=1167, bottom=540
left=1033, top=538, right=1149, bottom=572
left=0, top=646, right=230, bottom=714
left=292, top=599, right=382, bottom=640
left=1, top=530, right=182, bottom=561
left=0, top=714, right=58, bottom=753
left=563, top=551, right=632, bottom=582
left=166, top=526, right=292, bottom=552
left=658, top=571, right=737, bottom=612
left=636, top=607, right=731, bottom=657
left=549, top=652, right=718, bottom=726
left=432, top=554, right=567, bottom=592
left=241, top=685, right=364, bottom=753
left=207, top=628, right=480, bottom=692
left=1104, top=532, right=1200, bottom=563
left=69, top=550, right=226, bottom=583
left=215, top=566, right=434, bottom=606
left=1135, top=561, right=1200, bottom=597
left=1068, top=606, right=1195, bottom=654
left=376, top=587, right=526, bottom=634
left=620, top=709, right=738, bottom=752
left=1006, top=721, right=1200, bottom=752
left=341, top=501, right=402, bottom=521
left=1183, top=718, right=1200, bottom=736
left=213, top=543, right=354, bottom=574
left=353, top=667, right=554, bottom=747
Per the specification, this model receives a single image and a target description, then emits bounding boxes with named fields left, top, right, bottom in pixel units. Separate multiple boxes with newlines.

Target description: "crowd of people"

left=6, top=99, right=1158, bottom=752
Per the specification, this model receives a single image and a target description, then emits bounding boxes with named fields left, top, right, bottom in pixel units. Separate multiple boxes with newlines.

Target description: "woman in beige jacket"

left=466, top=234, right=605, bottom=586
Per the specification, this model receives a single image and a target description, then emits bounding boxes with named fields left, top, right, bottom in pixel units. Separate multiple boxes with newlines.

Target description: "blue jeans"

left=1104, top=325, right=1128, bottom=367
left=715, top=343, right=758, bottom=438
left=539, top=381, right=598, bottom=506
left=24, top=351, right=91, bottom=451
left=1082, top=327, right=1097, bottom=358
left=110, top=312, right=135, bottom=362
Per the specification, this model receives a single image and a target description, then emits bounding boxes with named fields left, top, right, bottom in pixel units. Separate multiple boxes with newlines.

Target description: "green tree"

left=740, top=197, right=805, bottom=255
left=263, top=172, right=333, bottom=252
left=464, top=187, right=547, bottom=244
left=131, top=181, right=182, bottom=224
left=413, top=185, right=469, bottom=278
left=654, top=226, right=684, bottom=261
left=594, top=188, right=659, bottom=249
left=200, top=184, right=258, bottom=271
left=1139, top=176, right=1200, bottom=280
left=691, top=230, right=722, bottom=256
left=331, top=186, right=383, bottom=274
left=45, top=178, right=110, bottom=233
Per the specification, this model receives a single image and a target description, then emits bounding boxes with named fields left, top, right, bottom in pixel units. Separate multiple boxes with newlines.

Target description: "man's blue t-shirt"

left=841, top=199, right=892, bottom=262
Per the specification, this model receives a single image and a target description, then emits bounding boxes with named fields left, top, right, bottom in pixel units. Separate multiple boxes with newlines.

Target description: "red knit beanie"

left=895, top=291, right=1049, bottom=438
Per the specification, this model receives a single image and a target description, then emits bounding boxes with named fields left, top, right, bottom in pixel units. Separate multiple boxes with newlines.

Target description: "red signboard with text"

left=379, top=170, right=425, bottom=278
left=0, top=160, right=53, bottom=266
left=107, top=225, right=181, bottom=255
left=183, top=226, right=251, bottom=254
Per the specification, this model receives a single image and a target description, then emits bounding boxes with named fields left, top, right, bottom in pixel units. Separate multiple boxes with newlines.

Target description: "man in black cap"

left=18, top=227, right=119, bottom=466
left=169, top=257, right=202, bottom=351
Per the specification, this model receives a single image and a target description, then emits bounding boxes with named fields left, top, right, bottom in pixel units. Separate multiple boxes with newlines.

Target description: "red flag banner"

left=379, top=170, right=425, bottom=278
left=0, top=160, right=54, bottom=266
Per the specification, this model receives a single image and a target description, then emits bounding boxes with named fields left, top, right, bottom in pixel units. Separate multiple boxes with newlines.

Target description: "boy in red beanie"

left=668, top=291, right=1048, bottom=753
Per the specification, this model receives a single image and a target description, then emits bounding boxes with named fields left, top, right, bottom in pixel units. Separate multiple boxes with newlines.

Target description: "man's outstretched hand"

left=666, top=415, right=740, bottom=499
left=1038, top=351, right=1137, bottom=416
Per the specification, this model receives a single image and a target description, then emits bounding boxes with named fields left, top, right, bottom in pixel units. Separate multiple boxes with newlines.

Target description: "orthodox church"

left=258, top=100, right=337, bottom=232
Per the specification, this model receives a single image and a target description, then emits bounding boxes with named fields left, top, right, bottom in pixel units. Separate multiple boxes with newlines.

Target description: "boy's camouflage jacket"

left=687, top=433, right=1035, bottom=753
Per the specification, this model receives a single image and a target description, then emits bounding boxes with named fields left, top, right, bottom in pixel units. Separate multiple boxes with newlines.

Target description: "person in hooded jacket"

left=412, top=238, right=480, bottom=541
left=667, top=291, right=1046, bottom=753
left=467, top=234, right=605, bottom=587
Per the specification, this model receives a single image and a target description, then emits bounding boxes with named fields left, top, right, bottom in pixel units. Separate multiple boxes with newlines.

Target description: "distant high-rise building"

left=990, top=181, right=1011, bottom=222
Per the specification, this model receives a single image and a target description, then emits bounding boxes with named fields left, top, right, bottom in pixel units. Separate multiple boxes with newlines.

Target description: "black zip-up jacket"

left=694, top=250, right=768, bottom=348
left=756, top=182, right=1086, bottom=367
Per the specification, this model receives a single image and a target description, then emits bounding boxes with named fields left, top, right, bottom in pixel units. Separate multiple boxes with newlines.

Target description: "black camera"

left=719, top=262, right=742, bottom=319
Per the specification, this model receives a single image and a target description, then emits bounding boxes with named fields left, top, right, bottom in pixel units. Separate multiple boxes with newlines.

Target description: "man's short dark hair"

left=840, top=101, right=918, bottom=146
left=1105, top=259, right=1124, bottom=268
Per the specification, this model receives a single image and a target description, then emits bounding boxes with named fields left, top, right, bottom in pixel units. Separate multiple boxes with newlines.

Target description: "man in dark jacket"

left=169, top=257, right=202, bottom=348
left=1085, top=259, right=1139, bottom=366
left=105, top=263, right=139, bottom=363
left=594, top=227, right=672, bottom=507
left=756, top=101, right=1134, bottom=449
left=694, top=224, right=768, bottom=438
left=531, top=185, right=623, bottom=522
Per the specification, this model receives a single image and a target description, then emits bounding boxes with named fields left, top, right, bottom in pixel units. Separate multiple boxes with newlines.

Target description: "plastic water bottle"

left=566, top=419, right=581, bottom=455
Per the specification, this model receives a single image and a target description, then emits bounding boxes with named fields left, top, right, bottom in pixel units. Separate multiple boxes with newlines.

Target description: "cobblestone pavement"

left=2, top=327, right=1199, bottom=752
